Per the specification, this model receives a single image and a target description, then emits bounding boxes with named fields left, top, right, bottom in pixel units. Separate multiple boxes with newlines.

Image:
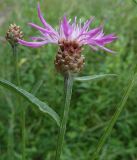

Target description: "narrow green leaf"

left=91, top=74, right=136, bottom=160
left=74, top=74, right=117, bottom=81
left=0, top=79, right=60, bottom=126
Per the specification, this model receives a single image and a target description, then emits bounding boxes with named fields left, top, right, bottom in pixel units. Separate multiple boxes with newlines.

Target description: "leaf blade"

left=74, top=74, right=117, bottom=81
left=0, top=79, right=60, bottom=126
left=91, top=74, right=136, bottom=160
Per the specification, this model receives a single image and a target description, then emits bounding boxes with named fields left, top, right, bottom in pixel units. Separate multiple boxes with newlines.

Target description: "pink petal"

left=62, top=16, right=70, bottom=38
left=87, top=39, right=116, bottom=53
left=18, top=39, right=48, bottom=48
left=95, top=34, right=117, bottom=45
left=97, top=44, right=116, bottom=53
left=88, top=26, right=103, bottom=37
left=96, top=29, right=104, bottom=38
left=37, top=3, right=52, bottom=29
left=81, top=17, right=94, bottom=33
left=30, top=37, right=45, bottom=41
left=101, top=34, right=117, bottom=43
left=28, top=23, right=52, bottom=34
left=37, top=2, right=58, bottom=35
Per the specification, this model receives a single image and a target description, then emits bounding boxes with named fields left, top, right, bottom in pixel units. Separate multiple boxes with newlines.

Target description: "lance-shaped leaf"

left=91, top=74, right=136, bottom=160
left=74, top=74, right=117, bottom=81
left=0, top=79, right=60, bottom=126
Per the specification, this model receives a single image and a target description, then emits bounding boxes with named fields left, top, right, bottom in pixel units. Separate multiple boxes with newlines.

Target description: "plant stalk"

left=13, top=46, right=20, bottom=86
left=13, top=46, right=26, bottom=160
left=91, top=73, right=136, bottom=160
left=7, top=98, right=15, bottom=160
left=55, top=73, right=74, bottom=160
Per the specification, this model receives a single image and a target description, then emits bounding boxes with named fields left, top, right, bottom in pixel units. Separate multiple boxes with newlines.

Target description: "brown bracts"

left=6, top=24, right=23, bottom=47
left=55, top=40, right=85, bottom=75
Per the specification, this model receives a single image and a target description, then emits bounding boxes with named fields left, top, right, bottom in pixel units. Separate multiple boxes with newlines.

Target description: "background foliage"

left=0, top=0, right=137, bottom=159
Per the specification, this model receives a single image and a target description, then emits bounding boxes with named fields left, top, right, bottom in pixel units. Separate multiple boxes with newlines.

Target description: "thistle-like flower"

left=6, top=24, right=23, bottom=48
left=18, top=3, right=117, bottom=75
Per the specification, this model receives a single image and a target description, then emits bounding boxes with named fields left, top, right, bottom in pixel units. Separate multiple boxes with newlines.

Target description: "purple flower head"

left=18, top=3, right=117, bottom=53
left=18, top=3, right=117, bottom=75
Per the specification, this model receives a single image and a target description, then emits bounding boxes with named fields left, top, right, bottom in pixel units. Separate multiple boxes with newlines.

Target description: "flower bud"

left=5, top=24, right=23, bottom=47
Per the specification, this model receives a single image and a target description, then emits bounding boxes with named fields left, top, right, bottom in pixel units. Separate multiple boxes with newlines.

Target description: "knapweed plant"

left=18, top=2, right=117, bottom=159
left=1, top=2, right=136, bottom=160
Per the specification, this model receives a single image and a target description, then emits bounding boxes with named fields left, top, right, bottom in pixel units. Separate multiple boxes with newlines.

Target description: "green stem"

left=7, top=46, right=18, bottom=160
left=7, top=100, right=14, bottom=160
left=13, top=46, right=26, bottom=160
left=91, top=74, right=136, bottom=160
left=55, top=73, right=74, bottom=160
left=21, top=107, right=26, bottom=160
left=13, top=46, right=20, bottom=86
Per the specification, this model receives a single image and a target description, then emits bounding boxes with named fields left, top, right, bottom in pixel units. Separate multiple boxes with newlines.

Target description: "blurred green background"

left=0, top=0, right=137, bottom=159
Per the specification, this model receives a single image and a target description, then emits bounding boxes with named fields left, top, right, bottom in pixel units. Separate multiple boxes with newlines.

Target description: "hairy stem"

left=13, top=46, right=26, bottom=160
left=55, top=73, right=73, bottom=160
left=91, top=73, right=136, bottom=160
